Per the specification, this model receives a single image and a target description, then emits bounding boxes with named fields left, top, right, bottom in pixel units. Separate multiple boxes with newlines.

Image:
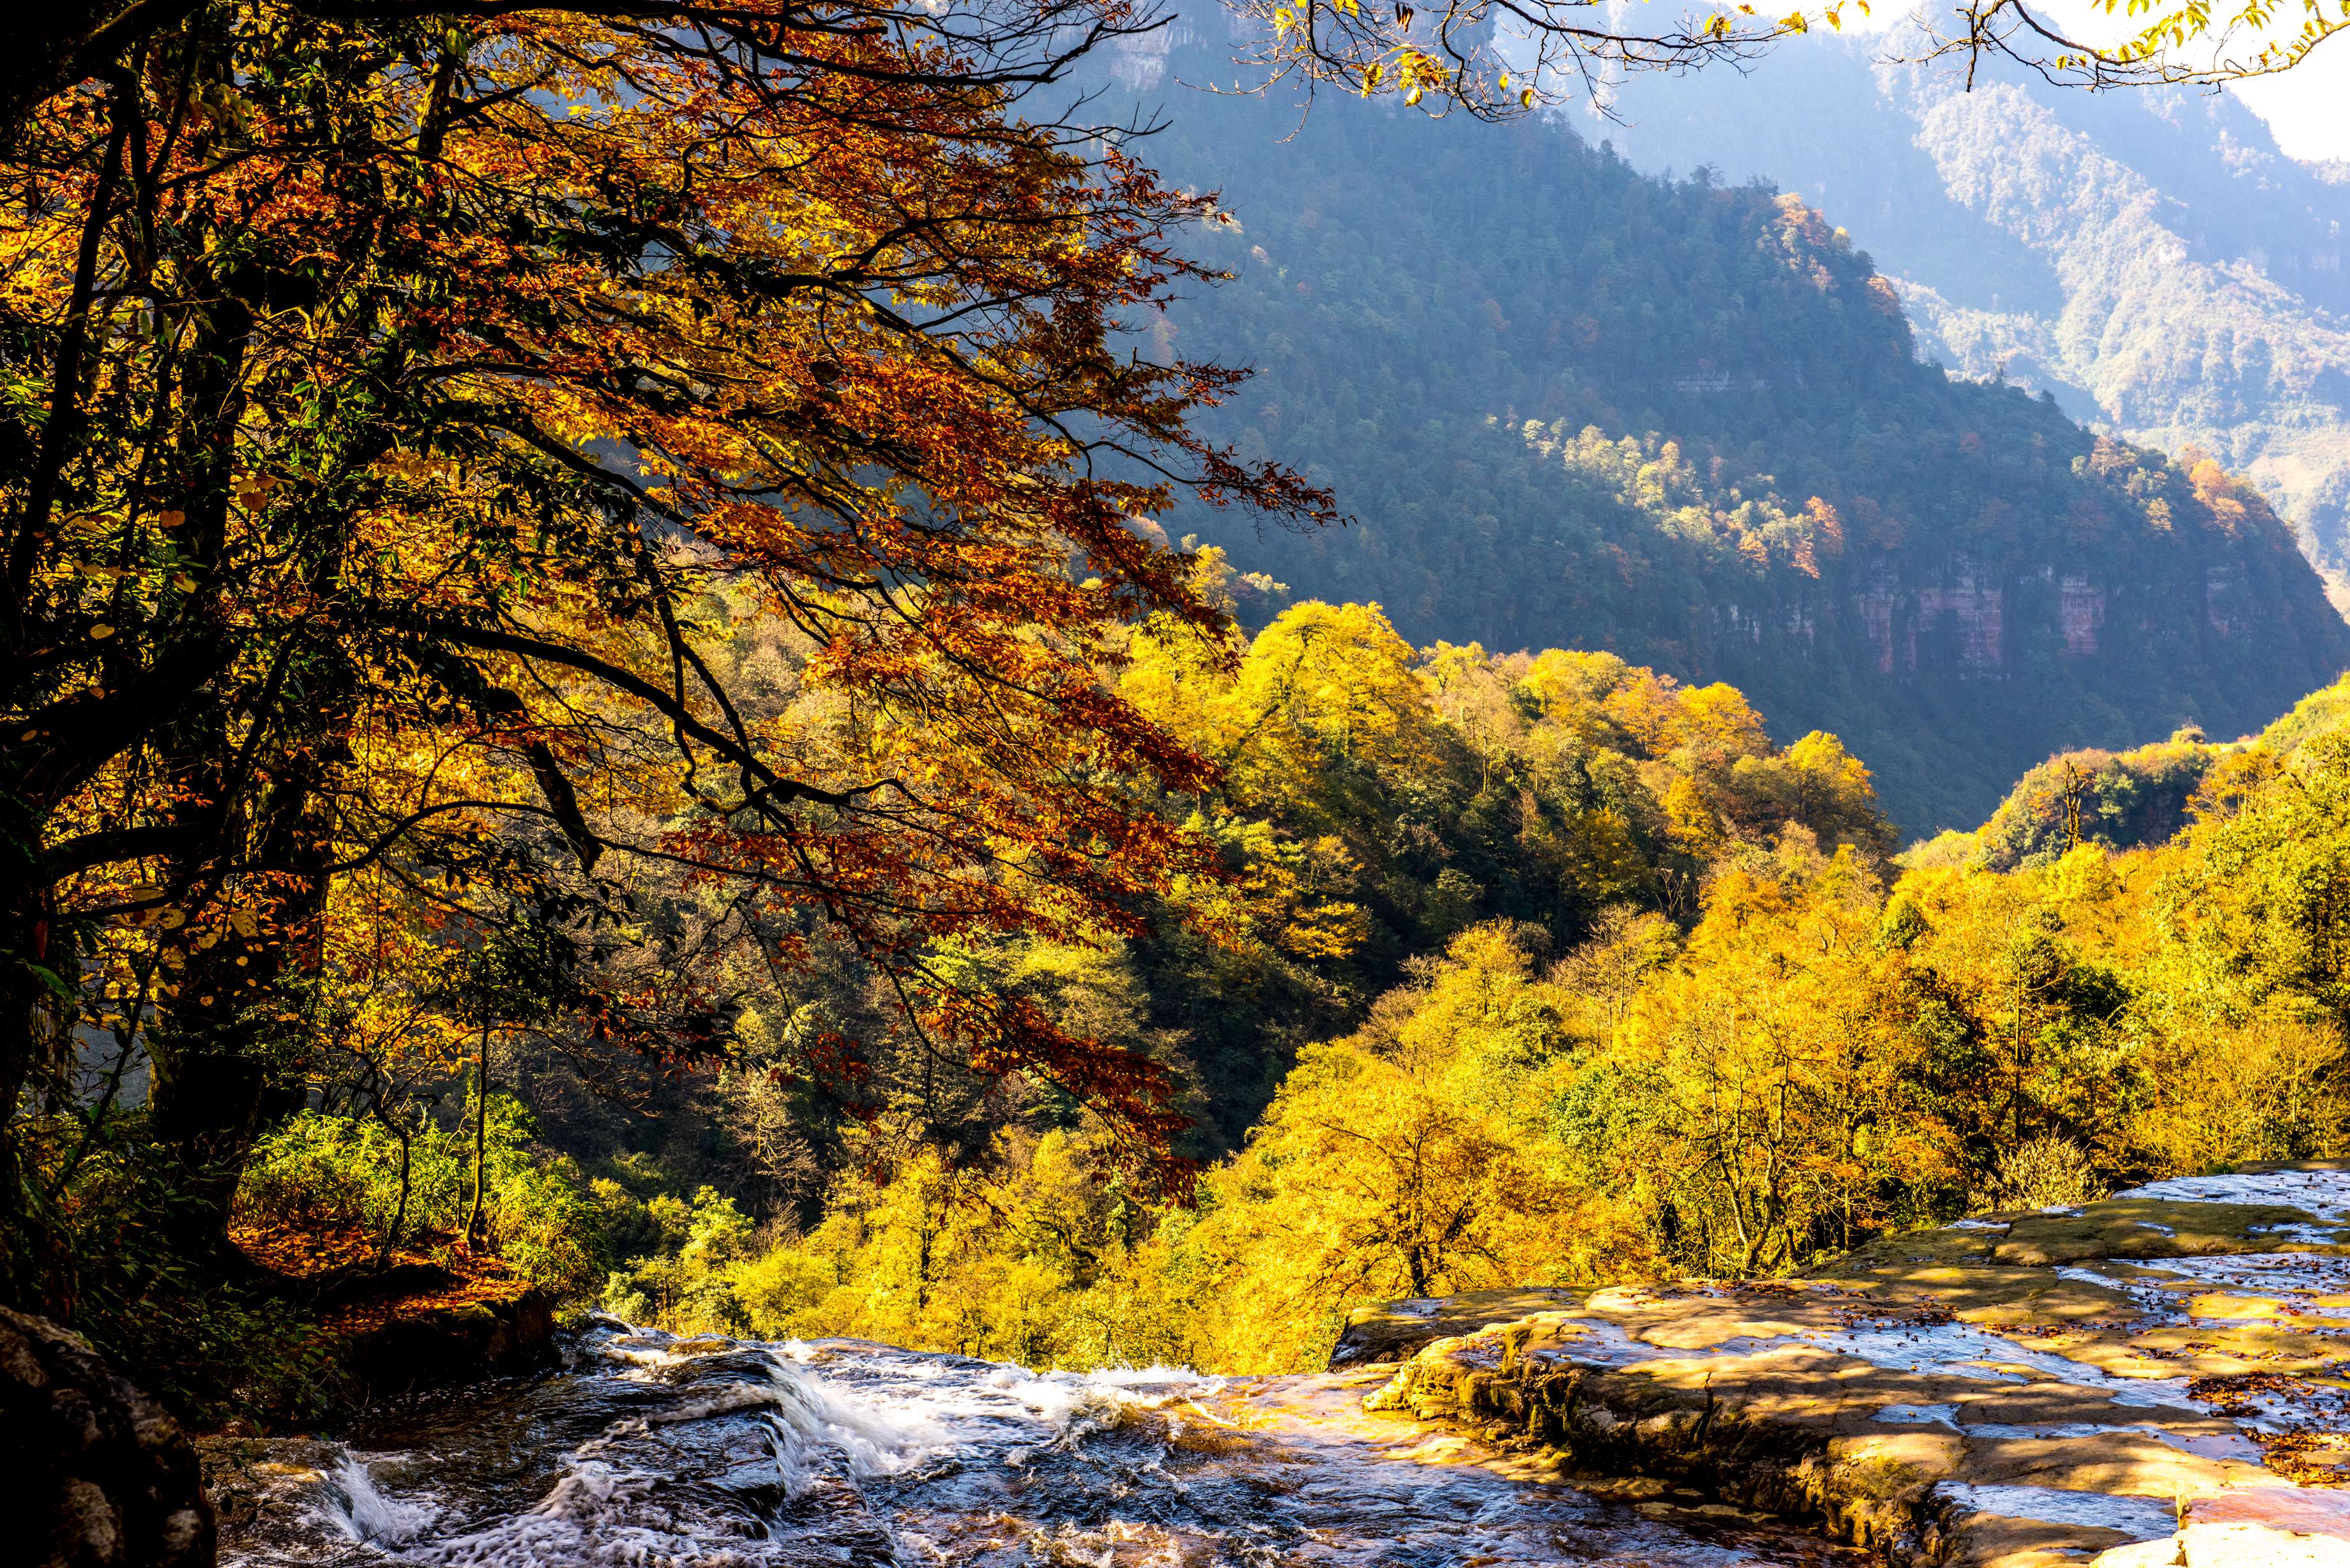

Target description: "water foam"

left=313, top=1454, right=442, bottom=1548
left=219, top=1325, right=1877, bottom=1568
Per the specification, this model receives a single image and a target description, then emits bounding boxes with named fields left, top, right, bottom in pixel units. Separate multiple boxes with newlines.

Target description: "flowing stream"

left=211, top=1323, right=1864, bottom=1568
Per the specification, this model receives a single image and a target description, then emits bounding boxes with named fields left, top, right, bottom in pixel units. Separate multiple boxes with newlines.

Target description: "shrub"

left=28, top=1127, right=348, bottom=1428
left=236, top=1099, right=612, bottom=1299
left=1971, top=1135, right=2107, bottom=1212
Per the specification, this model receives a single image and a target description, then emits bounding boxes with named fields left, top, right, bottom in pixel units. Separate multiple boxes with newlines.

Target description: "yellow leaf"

left=90, top=623, right=114, bottom=639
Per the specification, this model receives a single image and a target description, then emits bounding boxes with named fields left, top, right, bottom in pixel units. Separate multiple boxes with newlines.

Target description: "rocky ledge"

left=229, top=1221, right=559, bottom=1414
left=1338, top=1162, right=2350, bottom=1568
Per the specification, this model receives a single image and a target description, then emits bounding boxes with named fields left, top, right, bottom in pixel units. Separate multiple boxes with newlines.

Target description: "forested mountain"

left=1601, top=36, right=2350, bottom=589
left=1113, top=36, right=2350, bottom=833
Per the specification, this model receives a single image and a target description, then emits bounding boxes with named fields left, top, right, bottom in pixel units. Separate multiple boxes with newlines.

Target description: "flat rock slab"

left=1336, top=1163, right=2350, bottom=1568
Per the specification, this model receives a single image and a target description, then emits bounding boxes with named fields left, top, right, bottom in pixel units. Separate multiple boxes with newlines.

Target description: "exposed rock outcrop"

left=1337, top=1162, right=2350, bottom=1568
left=0, top=1306, right=215, bottom=1568
left=330, top=1286, right=556, bottom=1398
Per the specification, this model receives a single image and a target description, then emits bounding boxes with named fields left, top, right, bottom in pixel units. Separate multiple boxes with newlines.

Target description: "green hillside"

left=1936, top=668, right=2350, bottom=871
left=1128, top=52, right=2350, bottom=834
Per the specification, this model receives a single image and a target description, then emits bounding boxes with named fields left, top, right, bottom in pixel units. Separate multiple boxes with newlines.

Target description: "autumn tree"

left=1600, top=844, right=1960, bottom=1273
left=2162, top=732, right=2350, bottom=1040
left=0, top=0, right=1329, bottom=1304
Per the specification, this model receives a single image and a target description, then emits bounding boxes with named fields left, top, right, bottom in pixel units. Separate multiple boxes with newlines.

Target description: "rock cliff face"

left=1688, top=512, right=2344, bottom=834
left=1734, top=556, right=2255, bottom=681
left=1336, top=1164, right=2350, bottom=1568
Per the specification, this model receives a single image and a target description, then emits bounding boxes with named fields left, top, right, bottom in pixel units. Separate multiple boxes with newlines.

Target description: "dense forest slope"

left=1602, top=38, right=2350, bottom=587
left=1918, top=666, right=2350, bottom=868
left=1119, top=40, right=2350, bottom=833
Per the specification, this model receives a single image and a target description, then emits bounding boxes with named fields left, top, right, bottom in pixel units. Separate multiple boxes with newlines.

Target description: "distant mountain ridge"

left=1110, top=44, right=2350, bottom=834
left=1600, top=38, right=2350, bottom=591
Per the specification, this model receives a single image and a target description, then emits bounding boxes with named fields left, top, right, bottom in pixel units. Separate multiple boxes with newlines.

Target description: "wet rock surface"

left=208, top=1322, right=1871, bottom=1568
left=330, top=1286, right=556, bottom=1399
left=1336, top=1161, right=2350, bottom=1568
left=1330, top=1287, right=1581, bottom=1366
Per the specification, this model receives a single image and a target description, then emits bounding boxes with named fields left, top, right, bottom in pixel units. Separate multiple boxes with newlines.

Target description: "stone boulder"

left=0, top=1306, right=215, bottom=1568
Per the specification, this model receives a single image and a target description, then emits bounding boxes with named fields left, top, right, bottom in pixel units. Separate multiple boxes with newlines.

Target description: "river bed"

left=209, top=1323, right=1867, bottom=1568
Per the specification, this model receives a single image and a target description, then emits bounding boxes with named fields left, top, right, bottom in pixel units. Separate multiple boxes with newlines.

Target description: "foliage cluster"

left=238, top=1097, right=612, bottom=1299
left=0, top=0, right=1324, bottom=1345
left=1920, top=673, right=2350, bottom=871
left=584, top=627, right=2350, bottom=1375
left=1956, top=730, right=2225, bottom=870
left=24, top=1108, right=346, bottom=1429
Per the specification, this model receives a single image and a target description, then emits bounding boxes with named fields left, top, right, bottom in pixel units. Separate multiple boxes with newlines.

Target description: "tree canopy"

left=0, top=0, right=1331, bottom=1306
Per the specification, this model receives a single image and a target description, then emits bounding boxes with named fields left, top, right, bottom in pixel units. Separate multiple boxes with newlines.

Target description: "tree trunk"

left=148, top=748, right=341, bottom=1252
left=466, top=1022, right=490, bottom=1251
left=0, top=888, right=70, bottom=1315
left=381, top=1104, right=414, bottom=1265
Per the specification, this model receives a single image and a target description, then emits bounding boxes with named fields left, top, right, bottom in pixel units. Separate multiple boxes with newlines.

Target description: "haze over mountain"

left=1601, top=36, right=2350, bottom=591
left=1110, top=31, right=2350, bottom=834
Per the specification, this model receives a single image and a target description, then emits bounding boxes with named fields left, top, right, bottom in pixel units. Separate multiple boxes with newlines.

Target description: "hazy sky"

left=2234, top=65, right=2349, bottom=162
left=1825, top=1, right=2348, bottom=162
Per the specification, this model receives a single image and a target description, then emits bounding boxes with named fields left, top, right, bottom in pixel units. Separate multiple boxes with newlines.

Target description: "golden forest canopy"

left=579, top=668, right=2350, bottom=1376
left=1118, top=594, right=1897, bottom=933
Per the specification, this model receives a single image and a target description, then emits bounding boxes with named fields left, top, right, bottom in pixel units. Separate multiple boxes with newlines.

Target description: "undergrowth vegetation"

left=238, top=1097, right=612, bottom=1299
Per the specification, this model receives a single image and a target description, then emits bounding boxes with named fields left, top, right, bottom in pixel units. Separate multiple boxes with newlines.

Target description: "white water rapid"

left=212, top=1322, right=1864, bottom=1568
